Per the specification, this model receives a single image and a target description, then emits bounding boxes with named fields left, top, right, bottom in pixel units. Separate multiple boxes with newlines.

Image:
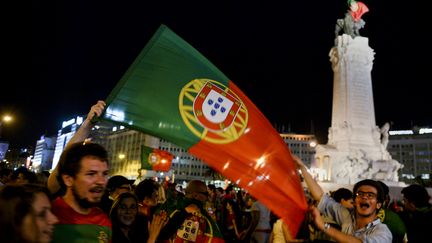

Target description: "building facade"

left=0, top=141, right=9, bottom=161
left=51, top=116, right=83, bottom=170
left=97, top=127, right=151, bottom=179
left=94, top=124, right=214, bottom=182
left=388, top=127, right=432, bottom=183
left=159, top=139, right=213, bottom=182
left=32, top=136, right=56, bottom=172
left=280, top=133, right=317, bottom=167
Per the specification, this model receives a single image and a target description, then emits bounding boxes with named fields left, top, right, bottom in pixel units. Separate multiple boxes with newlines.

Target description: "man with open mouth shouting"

left=294, top=155, right=392, bottom=243
left=48, top=101, right=112, bottom=242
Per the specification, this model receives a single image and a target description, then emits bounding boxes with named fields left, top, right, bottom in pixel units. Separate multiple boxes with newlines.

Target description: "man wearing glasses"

left=294, top=156, right=392, bottom=243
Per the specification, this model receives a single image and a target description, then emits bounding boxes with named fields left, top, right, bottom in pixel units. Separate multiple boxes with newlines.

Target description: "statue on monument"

left=380, top=122, right=390, bottom=149
left=335, top=0, right=369, bottom=38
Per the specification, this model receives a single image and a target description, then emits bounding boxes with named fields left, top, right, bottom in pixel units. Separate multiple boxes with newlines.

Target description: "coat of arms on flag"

left=179, top=79, right=248, bottom=144
left=193, top=81, right=241, bottom=131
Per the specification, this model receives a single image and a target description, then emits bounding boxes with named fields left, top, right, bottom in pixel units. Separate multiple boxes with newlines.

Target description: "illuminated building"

left=0, top=141, right=8, bottom=161
left=51, top=116, right=83, bottom=170
left=95, top=125, right=213, bottom=181
left=97, top=127, right=149, bottom=179
left=32, top=135, right=56, bottom=172
left=280, top=133, right=317, bottom=167
left=388, top=127, right=432, bottom=183
left=158, top=139, right=213, bottom=182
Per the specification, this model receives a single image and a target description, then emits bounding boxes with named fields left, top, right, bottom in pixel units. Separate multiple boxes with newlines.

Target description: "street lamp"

left=0, top=114, right=13, bottom=138
left=3, top=115, right=12, bottom=122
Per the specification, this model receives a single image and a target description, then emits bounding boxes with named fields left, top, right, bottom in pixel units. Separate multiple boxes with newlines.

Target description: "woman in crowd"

left=110, top=191, right=166, bottom=243
left=0, top=183, right=58, bottom=243
left=221, top=198, right=244, bottom=242
left=110, top=192, right=141, bottom=242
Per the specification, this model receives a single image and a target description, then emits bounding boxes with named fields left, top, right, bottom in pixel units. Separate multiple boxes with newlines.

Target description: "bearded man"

left=51, top=142, right=111, bottom=243
left=48, top=101, right=112, bottom=242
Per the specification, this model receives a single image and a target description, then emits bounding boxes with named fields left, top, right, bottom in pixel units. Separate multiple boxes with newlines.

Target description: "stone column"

left=328, top=34, right=381, bottom=152
left=314, top=34, right=402, bottom=184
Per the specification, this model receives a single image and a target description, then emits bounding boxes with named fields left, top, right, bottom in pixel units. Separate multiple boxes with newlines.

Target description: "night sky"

left=2, top=0, right=430, bottom=148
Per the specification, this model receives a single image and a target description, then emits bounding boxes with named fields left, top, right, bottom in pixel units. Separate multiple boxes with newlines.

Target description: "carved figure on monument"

left=370, top=159, right=402, bottom=182
left=380, top=122, right=390, bottom=149
left=329, top=48, right=339, bottom=70
left=335, top=0, right=369, bottom=38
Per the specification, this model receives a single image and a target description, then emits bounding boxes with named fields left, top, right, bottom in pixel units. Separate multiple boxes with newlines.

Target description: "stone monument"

left=313, top=33, right=403, bottom=185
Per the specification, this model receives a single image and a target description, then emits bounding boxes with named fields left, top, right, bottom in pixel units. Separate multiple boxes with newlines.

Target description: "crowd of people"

left=1, top=100, right=431, bottom=243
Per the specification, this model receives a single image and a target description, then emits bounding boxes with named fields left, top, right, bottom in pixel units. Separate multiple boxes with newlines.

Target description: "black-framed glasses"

left=355, top=191, right=377, bottom=199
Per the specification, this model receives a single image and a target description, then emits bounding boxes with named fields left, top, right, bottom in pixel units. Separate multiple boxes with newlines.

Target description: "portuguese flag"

left=102, top=24, right=307, bottom=236
left=141, top=145, right=173, bottom=172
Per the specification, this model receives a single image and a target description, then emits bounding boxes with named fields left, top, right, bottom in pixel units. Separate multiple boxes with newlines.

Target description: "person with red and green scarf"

left=158, top=180, right=225, bottom=243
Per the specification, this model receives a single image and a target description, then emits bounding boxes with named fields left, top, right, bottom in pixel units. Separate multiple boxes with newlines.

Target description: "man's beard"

left=72, top=185, right=102, bottom=209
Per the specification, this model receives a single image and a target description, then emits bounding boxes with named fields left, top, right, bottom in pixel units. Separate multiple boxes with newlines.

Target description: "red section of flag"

left=189, top=81, right=307, bottom=237
left=350, top=1, right=369, bottom=22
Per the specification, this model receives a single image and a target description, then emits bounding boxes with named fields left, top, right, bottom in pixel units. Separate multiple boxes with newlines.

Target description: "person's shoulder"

left=89, top=207, right=111, bottom=226
left=373, top=219, right=391, bottom=230
left=52, top=197, right=69, bottom=211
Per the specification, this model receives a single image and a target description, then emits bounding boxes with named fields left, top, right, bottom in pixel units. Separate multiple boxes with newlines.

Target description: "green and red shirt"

left=52, top=197, right=112, bottom=243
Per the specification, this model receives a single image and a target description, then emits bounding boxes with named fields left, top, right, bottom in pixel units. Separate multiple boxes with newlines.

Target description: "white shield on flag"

left=202, top=90, right=233, bottom=124
left=192, top=81, right=242, bottom=132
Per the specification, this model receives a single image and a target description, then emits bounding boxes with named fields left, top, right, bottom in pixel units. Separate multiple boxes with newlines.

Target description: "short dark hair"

left=225, top=184, right=234, bottom=193
left=134, top=179, right=159, bottom=202
left=11, top=166, right=37, bottom=183
left=352, top=179, right=385, bottom=204
left=107, top=175, right=131, bottom=193
left=376, top=181, right=389, bottom=196
left=331, top=188, right=353, bottom=203
left=401, top=184, right=431, bottom=208
left=57, top=142, right=108, bottom=190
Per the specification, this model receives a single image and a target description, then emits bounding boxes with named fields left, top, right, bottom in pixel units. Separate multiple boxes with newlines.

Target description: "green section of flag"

left=140, top=145, right=154, bottom=170
left=103, top=24, right=230, bottom=148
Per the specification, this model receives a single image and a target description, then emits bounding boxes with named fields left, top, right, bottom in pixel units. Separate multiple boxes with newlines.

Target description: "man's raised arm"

left=292, top=155, right=324, bottom=201
left=47, top=100, right=106, bottom=194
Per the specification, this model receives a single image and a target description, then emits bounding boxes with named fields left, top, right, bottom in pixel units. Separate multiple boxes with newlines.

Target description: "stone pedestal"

left=314, top=34, right=402, bottom=184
